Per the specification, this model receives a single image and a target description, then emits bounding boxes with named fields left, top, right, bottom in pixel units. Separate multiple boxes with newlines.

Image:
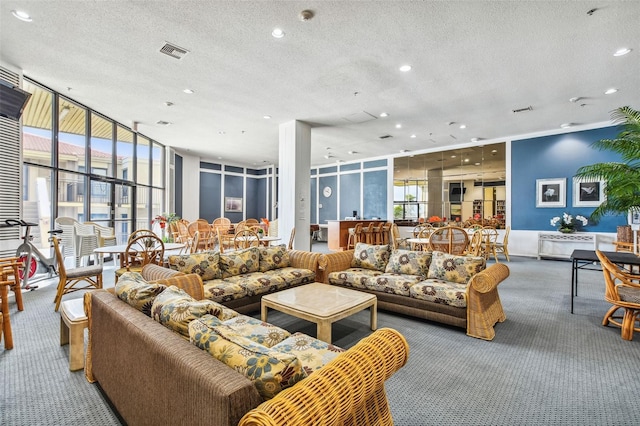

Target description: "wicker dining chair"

left=596, top=250, right=640, bottom=340
left=494, top=226, right=511, bottom=261
left=428, top=226, right=470, bottom=255
left=114, top=234, right=164, bottom=283
left=234, top=229, right=261, bottom=250
left=51, top=236, right=103, bottom=312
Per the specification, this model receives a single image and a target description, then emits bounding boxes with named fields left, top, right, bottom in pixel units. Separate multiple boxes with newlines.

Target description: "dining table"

left=94, top=242, right=186, bottom=266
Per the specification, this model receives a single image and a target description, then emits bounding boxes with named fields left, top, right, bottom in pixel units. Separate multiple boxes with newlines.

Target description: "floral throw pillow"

left=115, top=272, right=167, bottom=316
left=167, top=251, right=222, bottom=281
left=427, top=251, right=486, bottom=284
left=258, top=244, right=290, bottom=272
left=189, top=317, right=307, bottom=399
left=220, top=247, right=260, bottom=277
left=150, top=286, right=233, bottom=338
left=385, top=249, right=432, bottom=278
left=350, top=243, right=390, bottom=272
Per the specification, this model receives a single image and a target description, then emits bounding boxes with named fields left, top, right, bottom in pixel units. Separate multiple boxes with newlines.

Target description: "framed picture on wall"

left=631, top=211, right=640, bottom=225
left=224, top=197, right=243, bottom=212
left=573, top=178, right=606, bottom=207
left=536, top=178, right=566, bottom=208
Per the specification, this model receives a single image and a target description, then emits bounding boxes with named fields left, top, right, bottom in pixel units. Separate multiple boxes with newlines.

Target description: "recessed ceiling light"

left=218, top=131, right=226, bottom=135
left=614, top=48, right=632, bottom=57
left=475, top=162, right=481, bottom=166
left=272, top=28, right=285, bottom=38
left=348, top=151, right=357, bottom=155
left=410, top=134, right=417, bottom=138
left=183, top=89, right=194, bottom=94
left=324, top=154, right=333, bottom=159
left=560, top=123, right=573, bottom=129
left=399, top=65, right=412, bottom=72
left=395, top=124, right=402, bottom=129
left=379, top=112, right=389, bottom=117
left=12, top=10, right=32, bottom=22
left=156, top=120, right=172, bottom=126
left=471, top=137, right=479, bottom=143
left=399, top=149, right=409, bottom=153
left=336, top=159, right=344, bottom=163
left=164, top=101, right=174, bottom=107
left=604, top=88, right=618, bottom=95
left=464, top=158, right=470, bottom=163
left=263, top=115, right=271, bottom=119
left=459, top=124, right=466, bottom=129
left=217, top=156, right=223, bottom=160
left=491, top=149, right=497, bottom=153
left=451, top=155, right=456, bottom=158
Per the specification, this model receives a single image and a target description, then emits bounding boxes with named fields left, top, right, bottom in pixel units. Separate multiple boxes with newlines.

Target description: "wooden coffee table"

left=261, top=283, right=377, bottom=343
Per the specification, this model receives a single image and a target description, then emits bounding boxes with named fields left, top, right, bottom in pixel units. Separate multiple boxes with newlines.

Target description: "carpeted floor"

left=2, top=252, right=639, bottom=425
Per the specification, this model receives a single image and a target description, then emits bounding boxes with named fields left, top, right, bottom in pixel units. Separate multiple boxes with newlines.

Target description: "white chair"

left=55, top=217, right=100, bottom=267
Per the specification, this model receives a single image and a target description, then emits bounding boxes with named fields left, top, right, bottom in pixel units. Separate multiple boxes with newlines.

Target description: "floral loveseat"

left=166, top=245, right=321, bottom=313
left=85, top=264, right=408, bottom=426
left=319, top=243, right=510, bottom=340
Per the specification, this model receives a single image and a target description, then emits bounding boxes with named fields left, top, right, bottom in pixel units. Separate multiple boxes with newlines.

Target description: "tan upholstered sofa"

left=85, top=264, right=408, bottom=426
left=319, top=243, right=510, bottom=340
left=166, top=245, right=321, bottom=313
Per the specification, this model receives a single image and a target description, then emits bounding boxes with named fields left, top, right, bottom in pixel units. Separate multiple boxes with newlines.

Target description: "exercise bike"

left=1, top=219, right=61, bottom=289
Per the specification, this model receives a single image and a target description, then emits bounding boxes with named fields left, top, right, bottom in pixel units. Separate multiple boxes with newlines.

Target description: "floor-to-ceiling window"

left=21, top=79, right=166, bottom=244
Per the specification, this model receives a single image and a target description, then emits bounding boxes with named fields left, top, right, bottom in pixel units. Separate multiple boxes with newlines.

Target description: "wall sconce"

left=59, top=106, right=71, bottom=121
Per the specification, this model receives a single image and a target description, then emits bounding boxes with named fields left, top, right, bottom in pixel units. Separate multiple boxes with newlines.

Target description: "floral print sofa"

left=319, top=243, right=510, bottom=340
left=85, top=264, right=409, bottom=426
left=167, top=245, right=321, bottom=313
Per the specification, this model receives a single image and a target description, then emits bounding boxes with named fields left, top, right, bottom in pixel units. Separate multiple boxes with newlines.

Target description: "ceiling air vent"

left=379, top=134, right=393, bottom=139
left=512, top=106, right=533, bottom=114
left=159, top=42, right=189, bottom=60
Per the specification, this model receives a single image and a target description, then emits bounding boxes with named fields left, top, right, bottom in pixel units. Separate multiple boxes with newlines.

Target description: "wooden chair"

left=51, top=236, right=103, bottom=312
left=596, top=250, right=640, bottom=340
left=467, top=230, right=484, bottom=256
left=413, top=226, right=433, bottom=251
left=216, top=227, right=234, bottom=253
left=0, top=257, right=25, bottom=349
left=188, top=220, right=215, bottom=251
left=390, top=223, right=409, bottom=249
left=0, top=257, right=24, bottom=312
left=288, top=227, right=296, bottom=250
left=480, top=226, right=500, bottom=261
left=380, top=222, right=392, bottom=245
left=428, top=226, right=470, bottom=255
left=234, top=229, right=261, bottom=250
left=115, top=234, right=164, bottom=283
left=494, top=226, right=511, bottom=261
left=347, top=223, right=362, bottom=250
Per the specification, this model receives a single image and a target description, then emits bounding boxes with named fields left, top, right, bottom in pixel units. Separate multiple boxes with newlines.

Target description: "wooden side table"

left=60, top=298, right=88, bottom=371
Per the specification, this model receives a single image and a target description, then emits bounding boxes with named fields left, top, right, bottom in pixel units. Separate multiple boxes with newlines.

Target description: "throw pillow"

left=189, top=317, right=307, bottom=399
left=150, top=286, right=235, bottom=337
left=258, top=244, right=290, bottom=272
left=220, top=247, right=260, bottom=278
left=167, top=251, right=222, bottom=281
left=222, top=314, right=291, bottom=347
left=115, top=272, right=167, bottom=316
left=351, top=242, right=390, bottom=272
left=427, top=251, right=486, bottom=284
left=271, top=332, right=344, bottom=375
left=385, top=249, right=432, bottom=278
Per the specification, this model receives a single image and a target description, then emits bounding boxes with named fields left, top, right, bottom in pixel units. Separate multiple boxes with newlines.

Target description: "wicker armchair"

left=428, top=226, right=469, bottom=255
left=239, top=328, right=409, bottom=426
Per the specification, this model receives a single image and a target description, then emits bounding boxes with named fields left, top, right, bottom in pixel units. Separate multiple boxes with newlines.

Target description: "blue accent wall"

left=199, top=172, right=221, bottom=221
left=224, top=175, right=244, bottom=222
left=310, top=177, right=317, bottom=224
left=318, top=175, right=337, bottom=224
left=340, top=173, right=361, bottom=219
left=363, top=170, right=387, bottom=219
left=511, top=126, right=626, bottom=232
left=175, top=154, right=183, bottom=218
left=245, top=178, right=259, bottom=219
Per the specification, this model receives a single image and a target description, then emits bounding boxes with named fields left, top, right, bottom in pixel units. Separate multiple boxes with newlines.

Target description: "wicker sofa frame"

left=319, top=250, right=510, bottom=340
left=84, top=264, right=408, bottom=426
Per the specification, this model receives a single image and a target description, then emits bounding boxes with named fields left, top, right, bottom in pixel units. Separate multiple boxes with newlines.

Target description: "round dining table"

left=94, top=242, right=186, bottom=266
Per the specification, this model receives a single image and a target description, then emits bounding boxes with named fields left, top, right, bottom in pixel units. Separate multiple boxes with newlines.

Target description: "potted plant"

left=574, top=106, right=640, bottom=223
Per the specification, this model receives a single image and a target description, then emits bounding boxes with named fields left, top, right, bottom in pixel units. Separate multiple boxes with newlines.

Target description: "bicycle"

left=1, top=219, right=61, bottom=289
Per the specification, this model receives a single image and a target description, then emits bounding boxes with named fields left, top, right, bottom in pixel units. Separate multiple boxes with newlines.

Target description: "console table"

left=538, top=232, right=597, bottom=260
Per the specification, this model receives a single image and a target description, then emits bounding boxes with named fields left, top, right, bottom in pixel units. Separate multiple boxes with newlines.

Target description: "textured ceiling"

left=1, top=1, right=639, bottom=170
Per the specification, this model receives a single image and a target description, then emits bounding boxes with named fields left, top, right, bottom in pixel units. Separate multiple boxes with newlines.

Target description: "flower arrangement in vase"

left=550, top=212, right=588, bottom=233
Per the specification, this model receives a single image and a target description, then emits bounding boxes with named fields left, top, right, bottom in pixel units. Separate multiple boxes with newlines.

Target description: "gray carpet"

left=2, top=253, right=639, bottom=425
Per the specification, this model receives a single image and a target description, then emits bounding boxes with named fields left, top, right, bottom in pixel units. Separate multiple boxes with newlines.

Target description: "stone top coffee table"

left=261, top=282, right=377, bottom=343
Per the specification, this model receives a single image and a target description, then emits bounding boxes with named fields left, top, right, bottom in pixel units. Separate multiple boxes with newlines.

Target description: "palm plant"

left=575, top=106, right=640, bottom=222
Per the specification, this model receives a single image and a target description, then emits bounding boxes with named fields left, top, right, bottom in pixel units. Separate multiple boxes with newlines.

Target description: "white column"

left=278, top=120, right=311, bottom=250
